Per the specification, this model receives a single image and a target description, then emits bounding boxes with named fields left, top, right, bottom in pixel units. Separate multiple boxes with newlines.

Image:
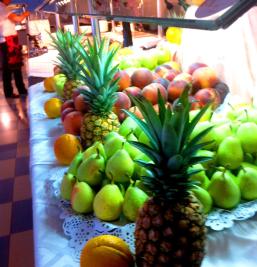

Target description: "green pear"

left=105, top=148, right=135, bottom=182
left=237, top=109, right=257, bottom=124
left=138, top=131, right=151, bottom=147
left=133, top=153, right=152, bottom=179
left=217, top=136, right=243, bottom=170
left=103, top=131, right=120, bottom=143
left=83, top=141, right=106, bottom=160
left=60, top=172, right=76, bottom=200
left=196, top=150, right=216, bottom=169
left=208, top=170, right=241, bottom=209
left=190, top=121, right=215, bottom=150
left=211, top=123, right=233, bottom=147
left=104, top=133, right=126, bottom=159
left=191, top=186, right=213, bottom=214
left=71, top=182, right=95, bottom=213
left=124, top=141, right=142, bottom=160
left=188, top=164, right=210, bottom=189
left=67, top=150, right=83, bottom=176
left=237, top=167, right=257, bottom=200
left=93, top=184, right=124, bottom=221
left=237, top=122, right=257, bottom=153
left=244, top=153, right=254, bottom=164
left=77, top=152, right=105, bottom=186
left=123, top=185, right=149, bottom=222
left=133, top=124, right=143, bottom=139
left=119, top=117, right=139, bottom=137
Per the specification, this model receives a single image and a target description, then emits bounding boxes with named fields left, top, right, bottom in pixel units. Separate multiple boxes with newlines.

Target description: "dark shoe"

left=6, top=93, right=19, bottom=99
left=20, top=91, right=28, bottom=97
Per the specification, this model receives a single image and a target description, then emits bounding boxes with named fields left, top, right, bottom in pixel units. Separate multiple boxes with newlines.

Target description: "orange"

left=54, top=134, right=82, bottom=165
left=44, top=98, right=63, bottom=119
left=80, top=235, right=134, bottom=267
left=166, top=27, right=182, bottom=45
left=186, top=0, right=206, bottom=6
left=43, top=77, right=56, bottom=92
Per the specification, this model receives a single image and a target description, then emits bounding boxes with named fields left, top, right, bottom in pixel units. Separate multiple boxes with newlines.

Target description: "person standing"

left=0, top=0, right=29, bottom=98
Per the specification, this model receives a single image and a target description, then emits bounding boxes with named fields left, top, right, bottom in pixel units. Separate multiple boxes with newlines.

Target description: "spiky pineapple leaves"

left=124, top=89, right=214, bottom=179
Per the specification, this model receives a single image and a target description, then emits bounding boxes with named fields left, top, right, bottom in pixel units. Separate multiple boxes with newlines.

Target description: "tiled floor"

left=0, top=69, right=34, bottom=267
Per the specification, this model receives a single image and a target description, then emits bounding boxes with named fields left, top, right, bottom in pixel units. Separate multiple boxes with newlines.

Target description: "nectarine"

left=114, top=70, right=131, bottom=91
left=141, top=83, right=167, bottom=105
left=63, top=111, right=83, bottom=136
left=194, top=88, right=221, bottom=109
left=167, top=80, right=191, bottom=102
left=131, top=68, right=154, bottom=89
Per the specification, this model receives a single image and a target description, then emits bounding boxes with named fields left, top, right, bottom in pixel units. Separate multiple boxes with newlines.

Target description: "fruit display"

left=80, top=235, right=134, bottom=267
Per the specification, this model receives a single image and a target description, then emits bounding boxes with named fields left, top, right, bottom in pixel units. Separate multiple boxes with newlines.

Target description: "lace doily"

left=48, top=168, right=257, bottom=262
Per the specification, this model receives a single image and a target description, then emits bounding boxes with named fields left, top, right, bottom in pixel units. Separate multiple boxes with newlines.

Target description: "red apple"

left=167, top=80, right=191, bottom=102
left=187, top=62, right=208, bottom=75
left=141, top=83, right=167, bottom=105
left=194, top=88, right=221, bottom=109
left=61, top=100, right=74, bottom=112
left=63, top=111, right=83, bottom=136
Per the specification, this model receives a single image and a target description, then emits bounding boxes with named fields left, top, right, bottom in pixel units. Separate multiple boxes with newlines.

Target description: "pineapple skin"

left=80, top=112, right=120, bottom=148
left=63, top=80, right=81, bottom=100
left=135, top=196, right=206, bottom=267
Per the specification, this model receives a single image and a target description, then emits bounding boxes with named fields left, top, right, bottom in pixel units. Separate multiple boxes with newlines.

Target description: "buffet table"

left=29, top=82, right=257, bottom=267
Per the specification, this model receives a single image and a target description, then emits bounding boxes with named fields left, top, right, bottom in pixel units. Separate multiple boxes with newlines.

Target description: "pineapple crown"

left=124, top=90, right=213, bottom=202
left=74, top=37, right=120, bottom=116
left=50, top=30, right=84, bottom=81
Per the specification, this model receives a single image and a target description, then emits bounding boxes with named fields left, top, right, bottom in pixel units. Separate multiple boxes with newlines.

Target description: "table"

left=29, top=82, right=257, bottom=267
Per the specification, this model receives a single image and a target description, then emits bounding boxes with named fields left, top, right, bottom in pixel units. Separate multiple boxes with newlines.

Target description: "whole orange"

left=44, top=98, right=63, bottom=119
left=43, top=77, right=56, bottom=92
left=80, top=235, right=134, bottom=267
left=54, top=134, right=82, bottom=165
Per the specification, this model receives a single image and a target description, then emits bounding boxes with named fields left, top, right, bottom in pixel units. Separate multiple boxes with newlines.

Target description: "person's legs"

left=13, top=68, right=27, bottom=95
left=0, top=42, right=14, bottom=97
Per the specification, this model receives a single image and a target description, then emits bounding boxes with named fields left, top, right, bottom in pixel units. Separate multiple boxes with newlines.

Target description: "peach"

left=141, top=83, right=167, bottom=105
left=129, top=106, right=143, bottom=119
left=153, top=78, right=170, bottom=89
left=113, top=92, right=132, bottom=116
left=192, top=67, right=219, bottom=92
left=72, top=86, right=90, bottom=102
left=173, top=72, right=192, bottom=83
left=131, top=68, right=154, bottom=89
left=154, top=65, right=171, bottom=77
left=114, top=70, right=131, bottom=91
left=194, top=88, right=221, bottom=109
left=61, top=99, right=74, bottom=112
left=163, top=69, right=179, bottom=82
left=74, top=94, right=90, bottom=113
left=124, top=86, right=142, bottom=98
left=167, top=80, right=191, bottom=102
left=63, top=111, right=83, bottom=136
left=187, top=62, right=208, bottom=75
left=61, top=107, right=75, bottom=122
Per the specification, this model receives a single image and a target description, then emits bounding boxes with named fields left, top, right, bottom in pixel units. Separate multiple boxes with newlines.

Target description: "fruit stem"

left=125, top=130, right=134, bottom=139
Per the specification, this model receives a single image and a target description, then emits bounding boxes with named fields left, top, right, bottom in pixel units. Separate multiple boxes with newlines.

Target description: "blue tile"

left=0, top=143, right=17, bottom=160
left=11, top=199, right=33, bottom=233
left=0, top=235, right=10, bottom=267
left=0, top=179, right=14, bottom=204
left=18, top=129, right=30, bottom=142
left=15, top=157, right=30, bottom=176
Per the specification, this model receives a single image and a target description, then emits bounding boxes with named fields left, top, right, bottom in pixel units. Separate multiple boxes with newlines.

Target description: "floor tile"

left=0, top=235, right=10, bottom=267
left=18, top=128, right=30, bottom=142
left=9, top=230, right=34, bottom=267
left=0, top=130, right=18, bottom=145
left=0, top=203, right=12, bottom=236
left=0, top=159, right=15, bottom=180
left=0, top=143, right=17, bottom=160
left=15, top=156, right=30, bottom=176
left=13, top=175, right=32, bottom=202
left=18, top=119, right=29, bottom=130
left=0, top=179, right=14, bottom=204
left=16, top=142, right=30, bottom=158
left=11, top=199, right=33, bottom=234
left=0, top=111, right=18, bottom=122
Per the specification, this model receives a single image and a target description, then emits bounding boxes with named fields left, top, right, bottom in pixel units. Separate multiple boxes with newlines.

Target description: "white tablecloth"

left=29, top=83, right=257, bottom=267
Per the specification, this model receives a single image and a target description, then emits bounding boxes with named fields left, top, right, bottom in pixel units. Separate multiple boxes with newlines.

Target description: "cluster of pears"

left=188, top=103, right=257, bottom=213
left=60, top=116, right=154, bottom=222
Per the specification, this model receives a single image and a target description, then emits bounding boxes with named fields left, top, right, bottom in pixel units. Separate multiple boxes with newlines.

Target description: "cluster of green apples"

left=188, top=102, right=257, bottom=213
left=60, top=116, right=153, bottom=222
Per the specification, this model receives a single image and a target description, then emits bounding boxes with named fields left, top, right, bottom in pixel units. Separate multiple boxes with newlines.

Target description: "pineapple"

left=125, top=91, right=213, bottom=267
left=50, top=30, right=83, bottom=100
left=75, top=37, right=120, bottom=147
